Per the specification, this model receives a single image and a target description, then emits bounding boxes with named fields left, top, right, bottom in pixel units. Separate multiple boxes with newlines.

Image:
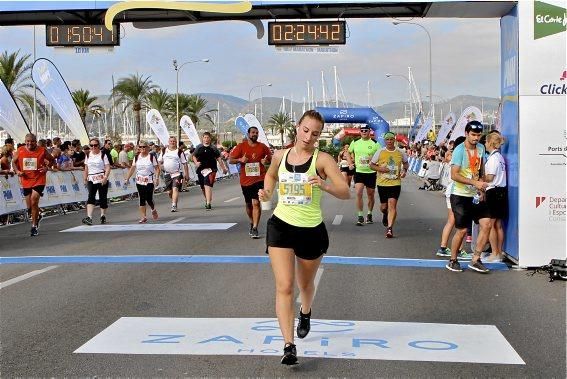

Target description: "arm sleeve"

left=370, top=149, right=381, bottom=164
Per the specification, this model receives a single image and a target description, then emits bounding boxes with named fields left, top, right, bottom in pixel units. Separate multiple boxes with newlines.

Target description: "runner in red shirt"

left=12, top=133, right=56, bottom=236
left=229, top=126, right=271, bottom=238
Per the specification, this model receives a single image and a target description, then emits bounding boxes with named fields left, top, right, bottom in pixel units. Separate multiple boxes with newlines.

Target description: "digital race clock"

left=268, top=21, right=346, bottom=46
left=46, top=25, right=120, bottom=47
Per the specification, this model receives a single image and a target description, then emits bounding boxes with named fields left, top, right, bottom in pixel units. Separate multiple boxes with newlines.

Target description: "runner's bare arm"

left=259, top=149, right=283, bottom=201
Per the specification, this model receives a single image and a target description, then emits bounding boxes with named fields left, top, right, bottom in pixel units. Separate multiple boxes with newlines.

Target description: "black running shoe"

left=82, top=217, right=93, bottom=226
left=382, top=211, right=388, bottom=227
left=249, top=224, right=253, bottom=236
left=281, top=343, right=298, bottom=365
left=36, top=213, right=43, bottom=229
left=100, top=215, right=107, bottom=224
left=250, top=227, right=260, bottom=239
left=30, top=226, right=39, bottom=237
left=386, top=227, right=393, bottom=238
left=365, top=214, right=373, bottom=224
left=296, top=308, right=311, bottom=339
left=356, top=216, right=364, bottom=226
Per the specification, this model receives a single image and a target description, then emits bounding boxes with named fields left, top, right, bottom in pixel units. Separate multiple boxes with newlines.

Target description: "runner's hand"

left=308, top=175, right=327, bottom=191
left=258, top=188, right=271, bottom=201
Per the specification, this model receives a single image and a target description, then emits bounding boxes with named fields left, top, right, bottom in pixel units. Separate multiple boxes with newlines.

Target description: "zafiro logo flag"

left=536, top=196, right=547, bottom=208
left=534, top=1, right=567, bottom=39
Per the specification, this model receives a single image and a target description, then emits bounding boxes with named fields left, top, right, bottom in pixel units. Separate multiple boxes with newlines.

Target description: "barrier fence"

left=0, top=162, right=240, bottom=217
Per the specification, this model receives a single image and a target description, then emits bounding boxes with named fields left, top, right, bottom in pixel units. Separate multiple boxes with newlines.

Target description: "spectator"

left=71, top=139, right=86, bottom=167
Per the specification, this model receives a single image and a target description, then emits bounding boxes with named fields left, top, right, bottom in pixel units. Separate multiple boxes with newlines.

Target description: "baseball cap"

left=465, top=120, right=483, bottom=133
left=360, top=126, right=370, bottom=131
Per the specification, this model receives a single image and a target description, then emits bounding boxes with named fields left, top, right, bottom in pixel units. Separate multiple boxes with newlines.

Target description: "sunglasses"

left=138, top=145, right=148, bottom=148
left=89, top=144, right=99, bottom=147
left=360, top=130, right=370, bottom=132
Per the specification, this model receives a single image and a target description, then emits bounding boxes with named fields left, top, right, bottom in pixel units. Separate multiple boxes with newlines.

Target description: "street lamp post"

left=173, top=58, right=210, bottom=143
left=393, top=21, right=433, bottom=129
left=248, top=83, right=272, bottom=120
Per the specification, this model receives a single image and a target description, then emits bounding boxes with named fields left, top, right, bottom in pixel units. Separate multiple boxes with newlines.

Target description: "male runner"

left=12, top=133, right=56, bottom=236
left=158, top=136, right=189, bottom=212
left=192, top=132, right=228, bottom=210
left=346, top=125, right=381, bottom=225
left=229, top=126, right=271, bottom=238
left=370, top=131, right=409, bottom=238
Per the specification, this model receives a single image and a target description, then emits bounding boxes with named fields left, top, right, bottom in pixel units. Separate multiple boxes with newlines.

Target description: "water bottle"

left=472, top=193, right=480, bottom=205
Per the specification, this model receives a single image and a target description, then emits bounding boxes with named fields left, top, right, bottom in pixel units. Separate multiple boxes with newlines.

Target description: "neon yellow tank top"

left=273, top=149, right=323, bottom=227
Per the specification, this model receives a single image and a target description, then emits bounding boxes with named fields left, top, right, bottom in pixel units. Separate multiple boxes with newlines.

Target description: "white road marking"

left=0, top=266, right=58, bottom=290
left=166, top=217, right=185, bottom=224
left=296, top=267, right=324, bottom=304
left=75, top=317, right=525, bottom=364
left=224, top=197, right=241, bottom=203
left=332, top=215, right=343, bottom=225
left=60, top=223, right=237, bottom=232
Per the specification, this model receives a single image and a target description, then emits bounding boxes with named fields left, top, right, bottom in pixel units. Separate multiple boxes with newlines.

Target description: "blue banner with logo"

left=408, top=112, right=422, bottom=142
left=31, top=58, right=89, bottom=145
left=235, top=116, right=251, bottom=137
left=0, top=79, right=30, bottom=143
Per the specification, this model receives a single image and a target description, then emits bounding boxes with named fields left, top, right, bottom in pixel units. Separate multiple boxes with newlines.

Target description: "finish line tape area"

left=60, top=223, right=237, bottom=232
left=74, top=317, right=524, bottom=364
left=0, top=255, right=509, bottom=270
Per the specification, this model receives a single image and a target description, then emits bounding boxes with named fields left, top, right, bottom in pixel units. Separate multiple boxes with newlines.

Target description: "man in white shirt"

left=158, top=136, right=189, bottom=212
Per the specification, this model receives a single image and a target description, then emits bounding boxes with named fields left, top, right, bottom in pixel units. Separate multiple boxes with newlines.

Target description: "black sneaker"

left=250, top=227, right=260, bottom=239
left=468, top=259, right=490, bottom=273
left=356, top=216, right=364, bottom=226
left=30, top=226, right=39, bottom=237
left=365, top=214, right=373, bottom=224
left=296, top=308, right=311, bottom=339
left=82, top=217, right=93, bottom=226
left=100, top=215, right=107, bottom=224
left=205, top=203, right=212, bottom=210
left=281, top=343, right=298, bottom=365
left=386, top=227, right=393, bottom=238
left=249, top=224, right=253, bottom=236
left=382, top=211, right=388, bottom=227
left=445, top=259, right=463, bottom=272
left=36, top=213, right=43, bottom=229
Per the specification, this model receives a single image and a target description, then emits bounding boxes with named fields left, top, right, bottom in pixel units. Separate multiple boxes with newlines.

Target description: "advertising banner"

left=145, top=109, right=170, bottom=146
left=414, top=116, right=433, bottom=143
left=517, top=0, right=566, bottom=266
left=449, top=106, right=483, bottom=142
left=408, top=112, right=422, bottom=142
left=435, top=112, right=456, bottom=146
left=31, top=58, right=89, bottom=145
left=0, top=80, right=30, bottom=143
left=179, top=115, right=201, bottom=148
left=243, top=114, right=271, bottom=147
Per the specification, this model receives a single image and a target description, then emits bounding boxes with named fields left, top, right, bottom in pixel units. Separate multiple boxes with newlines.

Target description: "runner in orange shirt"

left=229, top=126, right=271, bottom=238
left=12, top=133, right=56, bottom=236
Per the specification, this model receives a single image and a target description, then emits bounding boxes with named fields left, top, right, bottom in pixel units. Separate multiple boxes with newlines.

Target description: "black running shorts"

left=485, top=187, right=508, bottom=220
left=450, top=194, right=473, bottom=229
left=241, top=181, right=264, bottom=204
left=22, top=185, right=45, bottom=197
left=354, top=172, right=377, bottom=189
left=266, top=215, right=329, bottom=260
left=377, top=185, right=401, bottom=203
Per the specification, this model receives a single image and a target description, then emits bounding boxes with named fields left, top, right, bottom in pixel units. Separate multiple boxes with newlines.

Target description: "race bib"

left=89, top=173, right=105, bottom=184
left=136, top=174, right=152, bottom=185
left=244, top=162, right=260, bottom=177
left=278, top=172, right=312, bottom=205
left=201, top=168, right=212, bottom=177
left=358, top=156, right=370, bottom=169
left=22, top=158, right=38, bottom=171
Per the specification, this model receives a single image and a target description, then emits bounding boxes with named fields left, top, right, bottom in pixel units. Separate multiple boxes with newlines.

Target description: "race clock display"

left=46, top=25, right=119, bottom=47
left=268, top=21, right=346, bottom=46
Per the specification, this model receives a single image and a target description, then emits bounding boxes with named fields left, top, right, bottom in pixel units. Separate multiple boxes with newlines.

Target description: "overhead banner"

left=179, top=115, right=201, bottom=148
left=408, top=112, right=422, bottom=141
left=449, top=106, right=483, bottom=141
left=0, top=80, right=30, bottom=143
left=435, top=112, right=456, bottom=146
left=31, top=58, right=89, bottom=145
left=145, top=109, right=169, bottom=146
left=414, top=116, right=433, bottom=143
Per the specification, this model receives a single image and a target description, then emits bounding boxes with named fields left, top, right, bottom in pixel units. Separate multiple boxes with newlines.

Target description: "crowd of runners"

left=2, top=109, right=509, bottom=365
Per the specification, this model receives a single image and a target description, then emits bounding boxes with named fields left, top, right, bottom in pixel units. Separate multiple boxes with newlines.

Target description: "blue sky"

left=0, top=17, right=501, bottom=106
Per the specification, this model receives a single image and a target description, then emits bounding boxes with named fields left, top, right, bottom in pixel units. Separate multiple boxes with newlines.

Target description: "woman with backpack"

left=125, top=141, right=160, bottom=223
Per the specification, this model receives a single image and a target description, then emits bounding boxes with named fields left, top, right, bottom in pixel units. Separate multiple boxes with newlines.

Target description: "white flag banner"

left=31, top=58, right=89, bottom=145
left=414, top=116, right=433, bottom=143
left=0, top=80, right=30, bottom=143
left=435, top=112, right=456, bottom=146
left=449, top=106, right=484, bottom=142
left=145, top=109, right=170, bottom=146
left=243, top=113, right=270, bottom=146
left=179, top=115, right=201, bottom=148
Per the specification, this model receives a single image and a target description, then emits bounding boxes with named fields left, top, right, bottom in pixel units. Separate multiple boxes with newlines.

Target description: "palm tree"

left=178, top=93, right=216, bottom=127
left=267, top=112, right=293, bottom=147
left=112, top=73, right=156, bottom=144
left=71, top=89, right=105, bottom=128
left=146, top=88, right=173, bottom=117
left=0, top=50, right=35, bottom=124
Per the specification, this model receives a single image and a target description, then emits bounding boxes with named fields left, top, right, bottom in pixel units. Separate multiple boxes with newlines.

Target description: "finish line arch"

left=314, top=107, right=390, bottom=146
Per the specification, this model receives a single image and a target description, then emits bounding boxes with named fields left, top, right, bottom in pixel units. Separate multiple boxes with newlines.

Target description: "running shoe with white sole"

left=82, top=217, right=93, bottom=226
left=468, top=259, right=490, bottom=273
left=436, top=247, right=451, bottom=257
left=281, top=343, right=298, bottom=365
left=356, top=215, right=364, bottom=226
left=445, top=259, right=463, bottom=272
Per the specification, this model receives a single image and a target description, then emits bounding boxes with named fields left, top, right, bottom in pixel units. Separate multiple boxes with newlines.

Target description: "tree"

left=71, top=88, right=105, bottom=128
left=146, top=88, right=173, bottom=117
left=0, top=50, right=36, bottom=124
left=178, top=93, right=216, bottom=127
left=112, top=73, right=156, bottom=144
left=267, top=112, right=293, bottom=147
